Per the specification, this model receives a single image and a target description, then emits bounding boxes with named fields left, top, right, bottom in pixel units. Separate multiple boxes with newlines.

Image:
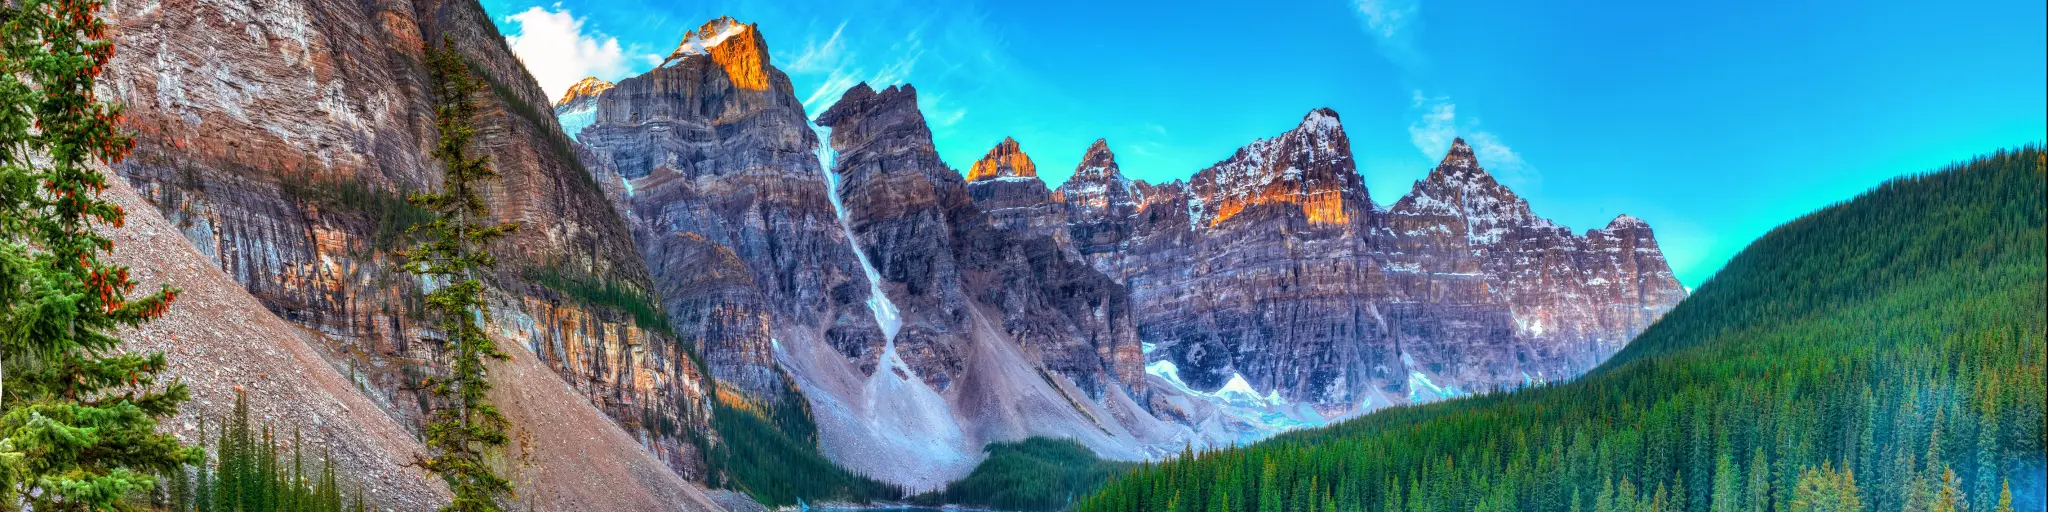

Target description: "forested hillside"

left=1077, top=147, right=2047, bottom=512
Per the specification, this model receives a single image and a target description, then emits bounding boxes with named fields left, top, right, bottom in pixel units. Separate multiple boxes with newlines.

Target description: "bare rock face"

left=1112, top=110, right=1393, bottom=408
left=1054, top=139, right=1142, bottom=277
left=102, top=0, right=712, bottom=479
left=1380, top=138, right=1686, bottom=380
left=554, top=76, right=613, bottom=142
left=804, top=82, right=1168, bottom=487
left=965, top=138, right=1076, bottom=261
left=818, top=84, right=1145, bottom=397
left=572, top=17, right=883, bottom=400
left=559, top=18, right=1173, bottom=485
left=1076, top=123, right=1687, bottom=421
left=556, top=77, right=616, bottom=110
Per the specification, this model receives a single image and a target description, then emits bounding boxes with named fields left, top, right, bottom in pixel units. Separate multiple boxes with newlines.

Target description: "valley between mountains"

left=98, top=5, right=1689, bottom=508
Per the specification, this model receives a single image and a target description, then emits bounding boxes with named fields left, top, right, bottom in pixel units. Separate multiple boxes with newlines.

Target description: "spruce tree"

left=0, top=0, right=199, bottom=507
left=408, top=36, right=518, bottom=512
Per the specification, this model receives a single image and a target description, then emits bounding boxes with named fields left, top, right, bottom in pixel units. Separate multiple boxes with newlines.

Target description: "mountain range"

left=97, top=5, right=1689, bottom=507
left=552, top=16, right=1687, bottom=489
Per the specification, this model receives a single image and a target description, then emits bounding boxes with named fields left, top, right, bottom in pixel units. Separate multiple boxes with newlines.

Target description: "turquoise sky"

left=482, top=0, right=2047, bottom=288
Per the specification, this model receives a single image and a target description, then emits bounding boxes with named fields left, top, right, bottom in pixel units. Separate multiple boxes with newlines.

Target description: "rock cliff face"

left=966, top=138, right=1076, bottom=263
left=818, top=86, right=1144, bottom=398
left=1064, top=129, right=1686, bottom=423
left=555, top=76, right=613, bottom=141
left=102, top=0, right=712, bottom=480
left=1380, top=139, right=1686, bottom=373
left=808, top=83, right=1170, bottom=488
left=567, top=19, right=1175, bottom=488
left=571, top=16, right=879, bottom=401
left=1110, top=110, right=1394, bottom=413
left=1054, top=139, right=1143, bottom=277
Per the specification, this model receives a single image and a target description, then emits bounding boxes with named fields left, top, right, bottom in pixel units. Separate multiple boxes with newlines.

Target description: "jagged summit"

left=1300, top=107, right=1343, bottom=135
left=659, top=16, right=771, bottom=90
left=1189, top=108, right=1364, bottom=228
left=665, top=16, right=750, bottom=60
left=817, top=83, right=931, bottom=152
left=1070, top=139, right=1124, bottom=182
left=968, top=137, right=1038, bottom=181
left=1436, top=137, right=1481, bottom=173
left=554, top=77, right=614, bottom=108
left=1605, top=214, right=1650, bottom=230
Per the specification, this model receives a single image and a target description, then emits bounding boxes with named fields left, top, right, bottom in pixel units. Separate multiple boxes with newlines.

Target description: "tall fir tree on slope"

left=407, top=37, right=519, bottom=512
left=0, top=0, right=200, bottom=508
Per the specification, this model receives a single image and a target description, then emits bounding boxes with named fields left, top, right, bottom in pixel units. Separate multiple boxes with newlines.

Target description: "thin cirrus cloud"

left=780, top=16, right=981, bottom=132
left=1354, top=0, right=1536, bottom=190
left=502, top=5, right=658, bottom=102
left=1407, top=92, right=1536, bottom=190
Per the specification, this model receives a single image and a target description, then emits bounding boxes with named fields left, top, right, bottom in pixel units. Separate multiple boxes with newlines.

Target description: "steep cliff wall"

left=102, top=0, right=713, bottom=479
left=1057, top=130, right=1686, bottom=424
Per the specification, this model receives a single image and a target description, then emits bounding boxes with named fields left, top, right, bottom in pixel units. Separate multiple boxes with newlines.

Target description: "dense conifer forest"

left=1076, top=147, right=2047, bottom=512
left=703, top=378, right=906, bottom=507
left=156, top=392, right=368, bottom=512
left=910, top=437, right=1134, bottom=511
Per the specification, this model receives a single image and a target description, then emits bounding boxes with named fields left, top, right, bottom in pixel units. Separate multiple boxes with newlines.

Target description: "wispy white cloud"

left=792, top=20, right=931, bottom=115
left=1408, top=91, right=1536, bottom=189
left=1352, top=0, right=1424, bottom=70
left=785, top=22, right=848, bottom=74
left=502, top=6, right=656, bottom=102
left=1360, top=5, right=1535, bottom=191
left=918, top=90, right=966, bottom=128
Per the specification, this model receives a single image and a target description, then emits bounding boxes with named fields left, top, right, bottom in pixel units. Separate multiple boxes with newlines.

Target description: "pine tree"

left=1973, top=380, right=2001, bottom=511
left=1745, top=449, right=1771, bottom=512
left=1929, top=467, right=1963, bottom=512
left=1994, top=480, right=2012, bottom=512
left=409, top=36, right=519, bottom=512
left=0, top=0, right=199, bottom=507
left=1789, top=463, right=1862, bottom=512
left=1711, top=450, right=1741, bottom=512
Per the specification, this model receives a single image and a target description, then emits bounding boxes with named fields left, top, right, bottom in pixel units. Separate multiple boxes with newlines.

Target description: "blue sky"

left=483, top=0, right=2046, bottom=288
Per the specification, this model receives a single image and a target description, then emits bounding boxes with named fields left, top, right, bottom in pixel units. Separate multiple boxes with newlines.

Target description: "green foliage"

left=280, top=177, right=434, bottom=252
left=158, top=392, right=369, bottom=512
left=704, top=379, right=904, bottom=508
left=409, top=37, right=521, bottom=512
left=910, top=437, right=1135, bottom=511
left=1075, top=147, right=2048, bottom=512
left=0, top=0, right=200, bottom=508
left=460, top=58, right=606, bottom=201
left=522, top=267, right=675, bottom=338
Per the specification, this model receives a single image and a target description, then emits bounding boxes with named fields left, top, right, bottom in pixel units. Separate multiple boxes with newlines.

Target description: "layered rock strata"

left=103, top=0, right=713, bottom=478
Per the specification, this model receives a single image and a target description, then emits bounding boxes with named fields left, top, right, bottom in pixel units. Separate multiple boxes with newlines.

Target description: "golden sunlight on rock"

left=968, top=137, right=1038, bottom=181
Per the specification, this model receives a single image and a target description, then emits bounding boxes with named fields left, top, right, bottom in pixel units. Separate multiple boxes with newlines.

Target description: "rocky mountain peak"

left=967, top=137, right=1038, bottom=181
left=1606, top=214, right=1649, bottom=230
left=1070, top=139, right=1123, bottom=181
left=1058, top=139, right=1134, bottom=209
left=1391, top=136, right=1552, bottom=244
left=660, top=16, right=771, bottom=90
left=1300, top=107, right=1344, bottom=138
left=1188, top=107, right=1365, bottom=228
left=1439, top=137, right=1479, bottom=170
left=555, top=77, right=614, bottom=109
left=817, top=83, right=931, bottom=154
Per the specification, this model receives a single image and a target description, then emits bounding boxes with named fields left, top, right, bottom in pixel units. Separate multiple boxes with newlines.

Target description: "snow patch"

left=665, top=19, right=749, bottom=63
left=813, top=122, right=902, bottom=340
left=555, top=103, right=596, bottom=141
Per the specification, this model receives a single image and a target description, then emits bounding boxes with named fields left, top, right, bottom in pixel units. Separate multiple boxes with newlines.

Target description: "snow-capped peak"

left=662, top=16, right=751, bottom=66
left=1438, top=137, right=1479, bottom=170
left=1299, top=107, right=1344, bottom=137
left=1605, top=214, right=1649, bottom=230
left=554, top=77, right=614, bottom=109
